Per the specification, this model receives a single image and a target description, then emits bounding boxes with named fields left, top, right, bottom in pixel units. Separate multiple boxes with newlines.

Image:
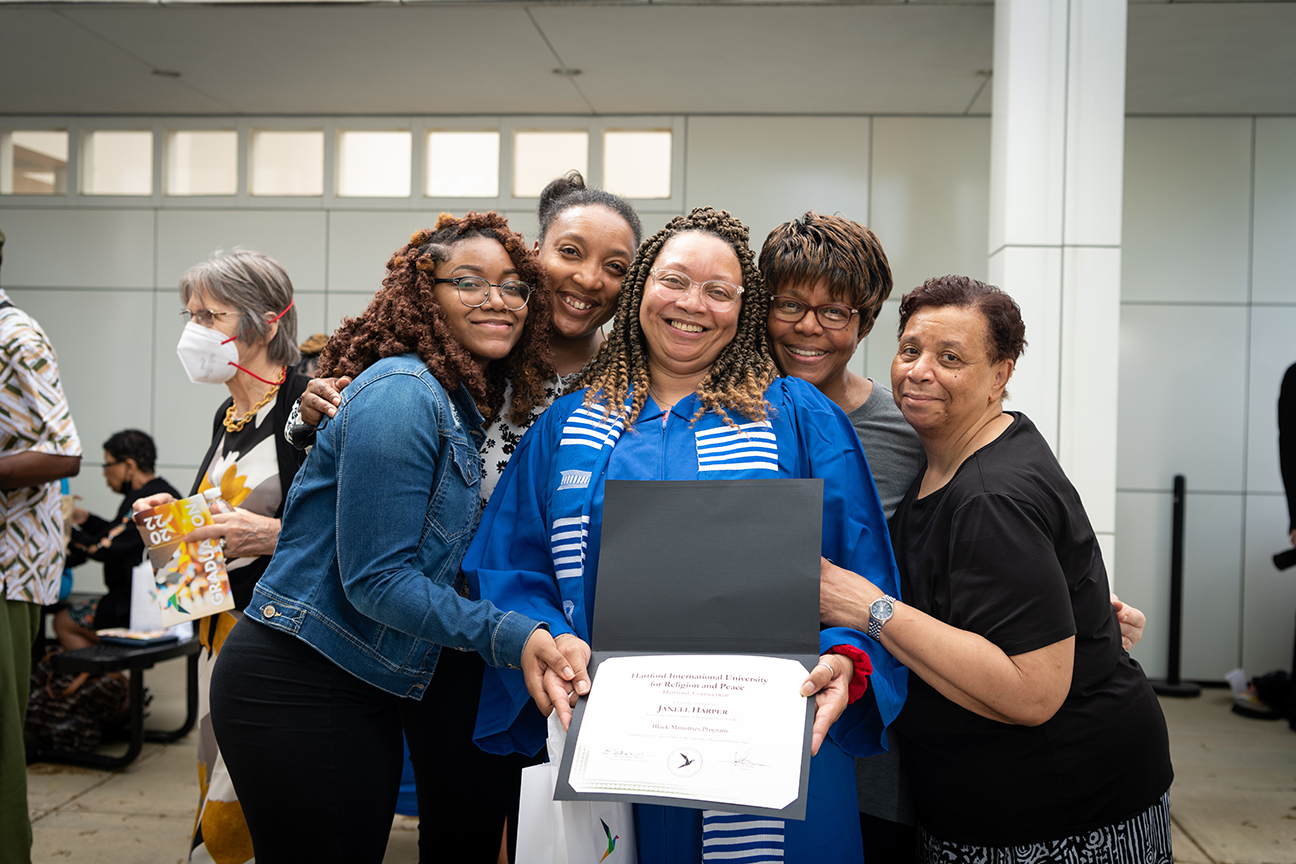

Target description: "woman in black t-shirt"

left=820, top=275, right=1173, bottom=863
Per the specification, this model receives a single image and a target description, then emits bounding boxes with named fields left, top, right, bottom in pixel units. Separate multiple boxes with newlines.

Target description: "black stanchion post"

left=1153, top=474, right=1201, bottom=698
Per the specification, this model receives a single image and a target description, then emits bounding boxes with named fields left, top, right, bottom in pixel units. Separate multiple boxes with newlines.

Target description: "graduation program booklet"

left=133, top=493, right=235, bottom=625
left=555, top=478, right=824, bottom=820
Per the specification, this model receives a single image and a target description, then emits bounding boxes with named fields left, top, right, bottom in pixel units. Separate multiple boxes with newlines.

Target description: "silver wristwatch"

left=867, top=594, right=896, bottom=640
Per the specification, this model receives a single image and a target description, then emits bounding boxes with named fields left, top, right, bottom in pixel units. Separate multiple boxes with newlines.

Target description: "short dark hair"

left=759, top=212, right=893, bottom=331
left=897, top=275, right=1027, bottom=364
left=537, top=171, right=643, bottom=249
left=103, top=429, right=157, bottom=472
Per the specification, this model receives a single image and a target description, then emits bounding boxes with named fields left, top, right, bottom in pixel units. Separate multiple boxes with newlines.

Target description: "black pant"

left=211, top=618, right=530, bottom=864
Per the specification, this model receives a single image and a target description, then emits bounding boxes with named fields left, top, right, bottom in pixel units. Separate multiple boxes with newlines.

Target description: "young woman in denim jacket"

left=209, top=213, right=590, bottom=864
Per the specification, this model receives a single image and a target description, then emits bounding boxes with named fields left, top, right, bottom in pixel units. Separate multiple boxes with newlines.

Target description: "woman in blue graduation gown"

left=463, top=207, right=907, bottom=864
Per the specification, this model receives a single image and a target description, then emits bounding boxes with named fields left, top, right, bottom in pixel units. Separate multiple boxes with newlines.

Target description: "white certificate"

left=566, top=654, right=809, bottom=810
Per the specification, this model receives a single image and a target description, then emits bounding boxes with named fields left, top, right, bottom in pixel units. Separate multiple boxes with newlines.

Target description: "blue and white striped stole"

left=695, top=420, right=779, bottom=475
left=549, top=402, right=626, bottom=630
left=702, top=810, right=785, bottom=863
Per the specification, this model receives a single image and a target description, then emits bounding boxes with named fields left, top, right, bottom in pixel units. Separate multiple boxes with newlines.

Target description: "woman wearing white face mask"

left=140, top=248, right=308, bottom=864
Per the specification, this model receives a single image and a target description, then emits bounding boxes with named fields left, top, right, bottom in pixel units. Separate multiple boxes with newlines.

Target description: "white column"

left=988, top=0, right=1127, bottom=581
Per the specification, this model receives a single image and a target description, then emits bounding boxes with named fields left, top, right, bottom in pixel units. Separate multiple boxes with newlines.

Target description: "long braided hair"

left=318, top=212, right=554, bottom=426
left=571, top=207, right=776, bottom=427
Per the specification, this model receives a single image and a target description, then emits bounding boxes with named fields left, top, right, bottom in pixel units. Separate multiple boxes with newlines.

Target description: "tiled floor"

left=26, top=667, right=1296, bottom=864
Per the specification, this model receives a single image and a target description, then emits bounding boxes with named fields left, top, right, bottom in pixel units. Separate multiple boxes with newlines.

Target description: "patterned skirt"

left=919, top=790, right=1172, bottom=864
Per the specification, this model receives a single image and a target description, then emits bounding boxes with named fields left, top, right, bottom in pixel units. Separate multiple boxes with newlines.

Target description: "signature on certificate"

left=602, top=748, right=647, bottom=762
left=730, top=748, right=769, bottom=773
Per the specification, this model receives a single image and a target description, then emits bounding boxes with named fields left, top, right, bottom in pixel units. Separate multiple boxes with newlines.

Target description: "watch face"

left=870, top=597, right=893, bottom=622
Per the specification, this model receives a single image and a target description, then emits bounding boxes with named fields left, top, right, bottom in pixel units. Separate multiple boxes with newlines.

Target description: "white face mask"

left=176, top=321, right=239, bottom=384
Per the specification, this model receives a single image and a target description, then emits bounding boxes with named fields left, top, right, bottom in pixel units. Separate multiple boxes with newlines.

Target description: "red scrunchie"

left=826, top=644, right=873, bottom=704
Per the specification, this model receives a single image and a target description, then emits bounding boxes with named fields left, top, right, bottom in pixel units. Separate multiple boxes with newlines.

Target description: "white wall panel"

left=1178, top=493, right=1244, bottom=681
left=1243, top=493, right=1296, bottom=675
left=684, top=116, right=870, bottom=250
left=988, top=245, right=1062, bottom=450
left=1117, top=490, right=1171, bottom=678
left=1247, top=305, right=1296, bottom=495
left=1117, top=304, right=1247, bottom=492
left=327, top=211, right=443, bottom=296
left=1252, top=118, right=1296, bottom=305
left=871, top=116, right=991, bottom=297
left=1061, top=0, right=1127, bottom=248
left=5, top=288, right=155, bottom=470
left=1117, top=490, right=1245, bottom=680
left=294, top=291, right=327, bottom=345
left=1058, top=246, right=1121, bottom=533
left=0, top=208, right=155, bottom=289
left=1122, top=118, right=1252, bottom=304
left=155, top=209, right=327, bottom=292
left=326, top=292, right=378, bottom=335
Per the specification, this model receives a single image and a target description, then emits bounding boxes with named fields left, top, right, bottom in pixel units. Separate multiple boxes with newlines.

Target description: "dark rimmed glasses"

left=649, top=268, right=744, bottom=312
left=432, top=276, right=532, bottom=311
left=770, top=295, right=860, bottom=330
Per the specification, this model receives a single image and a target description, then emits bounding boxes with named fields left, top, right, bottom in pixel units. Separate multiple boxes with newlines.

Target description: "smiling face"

left=766, top=278, right=865, bottom=393
left=430, top=235, right=530, bottom=369
left=539, top=204, right=636, bottom=341
left=638, top=231, right=742, bottom=383
left=890, top=304, right=1013, bottom=442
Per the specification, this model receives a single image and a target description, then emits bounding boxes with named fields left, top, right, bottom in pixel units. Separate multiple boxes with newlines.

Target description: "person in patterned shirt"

left=0, top=227, right=83, bottom=864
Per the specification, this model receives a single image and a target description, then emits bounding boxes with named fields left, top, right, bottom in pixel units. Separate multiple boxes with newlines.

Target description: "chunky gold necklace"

left=224, top=384, right=280, bottom=433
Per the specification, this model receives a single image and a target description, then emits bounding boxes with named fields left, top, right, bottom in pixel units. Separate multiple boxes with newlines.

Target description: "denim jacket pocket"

left=425, top=427, right=481, bottom=545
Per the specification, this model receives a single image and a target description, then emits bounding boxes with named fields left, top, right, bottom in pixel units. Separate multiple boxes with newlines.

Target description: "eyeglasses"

left=432, top=276, right=532, bottom=311
left=649, top=269, right=744, bottom=312
left=180, top=308, right=240, bottom=328
left=769, top=295, right=859, bottom=331
left=102, top=459, right=123, bottom=470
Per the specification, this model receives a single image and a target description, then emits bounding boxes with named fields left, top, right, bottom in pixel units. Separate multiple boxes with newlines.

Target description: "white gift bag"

left=129, top=560, right=165, bottom=631
left=128, top=560, right=193, bottom=640
left=516, top=711, right=637, bottom=864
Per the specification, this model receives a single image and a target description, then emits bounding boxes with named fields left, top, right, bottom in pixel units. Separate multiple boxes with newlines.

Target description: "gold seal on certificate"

left=566, top=654, right=809, bottom=811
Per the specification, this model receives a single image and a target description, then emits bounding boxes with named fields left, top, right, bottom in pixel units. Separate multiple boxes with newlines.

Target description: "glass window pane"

left=83, top=130, right=152, bottom=196
left=1, top=131, right=68, bottom=195
left=513, top=131, right=588, bottom=197
left=166, top=130, right=237, bottom=196
left=250, top=130, right=323, bottom=196
left=604, top=130, right=672, bottom=199
left=337, top=130, right=411, bottom=198
left=426, top=131, right=499, bottom=197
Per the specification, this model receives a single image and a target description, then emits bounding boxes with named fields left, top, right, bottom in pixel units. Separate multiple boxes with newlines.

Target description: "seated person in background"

left=55, top=430, right=179, bottom=648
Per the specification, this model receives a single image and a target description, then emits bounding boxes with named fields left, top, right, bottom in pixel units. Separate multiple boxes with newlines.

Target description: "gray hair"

left=179, top=249, right=300, bottom=366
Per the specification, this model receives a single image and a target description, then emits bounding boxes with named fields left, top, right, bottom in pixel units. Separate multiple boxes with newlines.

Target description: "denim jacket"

left=248, top=353, right=543, bottom=699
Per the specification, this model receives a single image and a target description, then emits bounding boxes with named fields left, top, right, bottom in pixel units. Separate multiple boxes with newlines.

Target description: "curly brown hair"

left=571, top=207, right=777, bottom=427
left=318, top=212, right=554, bottom=425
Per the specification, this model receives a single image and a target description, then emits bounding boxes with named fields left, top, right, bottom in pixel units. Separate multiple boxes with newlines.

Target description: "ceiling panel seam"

left=525, top=5, right=597, bottom=115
